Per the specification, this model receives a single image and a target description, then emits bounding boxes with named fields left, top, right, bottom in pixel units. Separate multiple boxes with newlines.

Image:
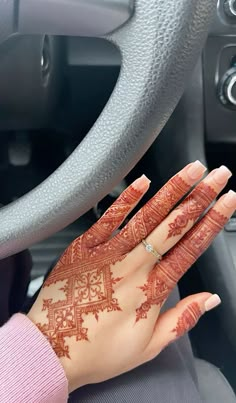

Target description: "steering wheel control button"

left=225, top=217, right=236, bottom=231
left=224, top=0, right=236, bottom=17
left=218, top=67, right=236, bottom=108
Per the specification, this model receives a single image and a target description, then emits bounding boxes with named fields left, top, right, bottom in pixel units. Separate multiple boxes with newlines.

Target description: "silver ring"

left=142, top=239, right=162, bottom=263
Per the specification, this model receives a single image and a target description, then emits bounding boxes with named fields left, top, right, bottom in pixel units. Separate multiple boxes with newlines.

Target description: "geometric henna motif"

left=115, top=175, right=190, bottom=252
left=36, top=172, right=225, bottom=357
left=172, top=302, right=202, bottom=338
left=37, top=237, right=123, bottom=358
left=37, top=174, right=193, bottom=358
left=83, top=181, right=145, bottom=248
left=167, top=182, right=217, bottom=238
left=36, top=182, right=146, bottom=358
left=136, top=209, right=228, bottom=322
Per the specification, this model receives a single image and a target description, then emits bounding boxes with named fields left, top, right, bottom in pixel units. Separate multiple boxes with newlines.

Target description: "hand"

left=28, top=161, right=236, bottom=393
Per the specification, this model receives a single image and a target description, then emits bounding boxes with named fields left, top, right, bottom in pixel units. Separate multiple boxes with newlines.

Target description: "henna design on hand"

left=37, top=238, right=124, bottom=358
left=167, top=183, right=217, bottom=239
left=136, top=209, right=227, bottom=322
left=36, top=174, right=188, bottom=356
left=114, top=175, right=189, bottom=252
left=84, top=182, right=145, bottom=248
left=35, top=172, right=219, bottom=356
left=36, top=183, right=144, bottom=358
left=172, top=302, right=202, bottom=338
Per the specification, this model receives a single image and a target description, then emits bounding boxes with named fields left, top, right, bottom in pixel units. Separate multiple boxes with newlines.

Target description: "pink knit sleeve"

left=0, top=313, right=68, bottom=402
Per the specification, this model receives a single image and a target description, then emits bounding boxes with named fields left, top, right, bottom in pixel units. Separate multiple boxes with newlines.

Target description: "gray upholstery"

left=69, top=346, right=203, bottom=403
left=195, top=358, right=236, bottom=403
left=69, top=357, right=236, bottom=403
left=0, top=0, right=216, bottom=258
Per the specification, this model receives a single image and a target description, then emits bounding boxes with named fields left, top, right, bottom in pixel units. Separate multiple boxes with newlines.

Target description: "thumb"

left=145, top=292, right=221, bottom=360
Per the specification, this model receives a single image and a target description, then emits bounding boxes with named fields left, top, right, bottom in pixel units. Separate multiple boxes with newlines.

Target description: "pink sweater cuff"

left=0, top=313, right=68, bottom=402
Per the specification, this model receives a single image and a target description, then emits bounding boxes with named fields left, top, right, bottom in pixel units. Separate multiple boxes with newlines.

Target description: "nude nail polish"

left=187, top=160, right=206, bottom=180
left=205, top=294, right=221, bottom=312
left=212, top=165, right=232, bottom=185
left=132, top=175, right=151, bottom=191
left=223, top=190, right=236, bottom=208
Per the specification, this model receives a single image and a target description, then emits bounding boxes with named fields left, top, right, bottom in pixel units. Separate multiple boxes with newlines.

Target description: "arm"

left=0, top=314, right=68, bottom=403
left=0, top=163, right=233, bottom=400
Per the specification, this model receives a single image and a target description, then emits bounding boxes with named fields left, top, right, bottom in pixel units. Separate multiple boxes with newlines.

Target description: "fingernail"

left=223, top=190, right=236, bottom=208
left=212, top=165, right=232, bottom=185
left=187, top=160, right=206, bottom=180
left=132, top=175, right=151, bottom=191
left=205, top=294, right=221, bottom=312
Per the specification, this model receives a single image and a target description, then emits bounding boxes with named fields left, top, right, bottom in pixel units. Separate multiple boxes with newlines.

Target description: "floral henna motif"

left=136, top=209, right=227, bottom=322
left=114, top=175, right=190, bottom=252
left=167, top=183, right=217, bottom=238
left=172, top=302, right=202, bottom=338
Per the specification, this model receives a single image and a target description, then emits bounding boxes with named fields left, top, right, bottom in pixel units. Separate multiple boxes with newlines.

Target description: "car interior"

left=1, top=0, right=236, bottom=401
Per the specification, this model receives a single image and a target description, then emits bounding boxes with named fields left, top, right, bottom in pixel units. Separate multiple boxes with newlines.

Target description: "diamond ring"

left=141, top=239, right=162, bottom=263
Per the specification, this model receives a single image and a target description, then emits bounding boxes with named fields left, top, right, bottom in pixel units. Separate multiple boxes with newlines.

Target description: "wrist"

left=27, top=312, right=77, bottom=392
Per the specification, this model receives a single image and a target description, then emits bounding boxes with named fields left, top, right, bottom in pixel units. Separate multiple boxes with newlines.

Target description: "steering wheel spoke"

left=18, top=0, right=134, bottom=37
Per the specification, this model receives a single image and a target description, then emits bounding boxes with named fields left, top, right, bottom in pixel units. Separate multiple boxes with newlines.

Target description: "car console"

left=204, top=0, right=236, bottom=144
left=151, top=3, right=236, bottom=351
left=204, top=0, right=236, bottom=264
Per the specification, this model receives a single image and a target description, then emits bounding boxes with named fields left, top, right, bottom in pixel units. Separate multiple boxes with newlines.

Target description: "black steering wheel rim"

left=0, top=0, right=216, bottom=258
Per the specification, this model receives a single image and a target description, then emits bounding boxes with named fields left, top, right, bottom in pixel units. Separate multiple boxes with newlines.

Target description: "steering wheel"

left=0, top=0, right=216, bottom=258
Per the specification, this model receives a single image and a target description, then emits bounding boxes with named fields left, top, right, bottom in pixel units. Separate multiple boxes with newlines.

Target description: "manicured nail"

left=223, top=190, right=236, bottom=208
left=212, top=165, right=232, bottom=185
left=187, top=160, right=206, bottom=180
left=132, top=175, right=151, bottom=191
left=205, top=294, right=221, bottom=312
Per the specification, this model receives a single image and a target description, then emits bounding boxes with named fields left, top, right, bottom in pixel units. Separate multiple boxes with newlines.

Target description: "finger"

left=111, top=161, right=206, bottom=253
left=83, top=175, right=150, bottom=247
left=130, top=165, right=231, bottom=267
left=136, top=190, right=236, bottom=321
left=145, top=293, right=221, bottom=360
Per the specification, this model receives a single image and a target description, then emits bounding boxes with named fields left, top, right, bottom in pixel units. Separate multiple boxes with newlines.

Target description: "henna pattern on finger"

left=136, top=209, right=227, bottom=322
left=172, top=302, right=202, bottom=338
left=167, top=183, right=217, bottom=239
left=114, top=175, right=189, bottom=253
left=84, top=184, right=144, bottom=248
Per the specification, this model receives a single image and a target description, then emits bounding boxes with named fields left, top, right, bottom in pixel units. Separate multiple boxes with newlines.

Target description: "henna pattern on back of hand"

left=35, top=173, right=225, bottom=358
left=36, top=184, right=143, bottom=358
left=36, top=173, right=190, bottom=358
